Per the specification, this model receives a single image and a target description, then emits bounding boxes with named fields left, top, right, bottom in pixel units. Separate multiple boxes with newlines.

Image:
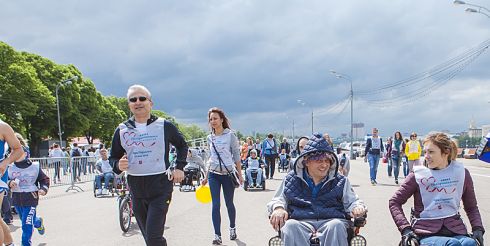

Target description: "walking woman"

left=391, top=132, right=405, bottom=184
left=201, top=107, right=244, bottom=245
left=385, top=137, right=393, bottom=178
left=0, top=120, right=23, bottom=246
left=389, top=133, right=484, bottom=246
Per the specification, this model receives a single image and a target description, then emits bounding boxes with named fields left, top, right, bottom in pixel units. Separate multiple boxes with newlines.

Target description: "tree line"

left=0, top=41, right=207, bottom=156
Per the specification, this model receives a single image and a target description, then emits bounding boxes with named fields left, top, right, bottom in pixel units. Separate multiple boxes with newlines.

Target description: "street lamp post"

left=297, top=99, right=314, bottom=134
left=330, top=70, right=355, bottom=160
left=454, top=0, right=490, bottom=18
left=285, top=115, right=296, bottom=145
left=292, top=119, right=295, bottom=145
left=56, top=76, right=77, bottom=147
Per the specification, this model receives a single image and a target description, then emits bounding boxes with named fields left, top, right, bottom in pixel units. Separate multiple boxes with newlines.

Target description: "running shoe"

left=212, top=235, right=222, bottom=245
left=36, top=218, right=45, bottom=235
left=230, top=227, right=237, bottom=240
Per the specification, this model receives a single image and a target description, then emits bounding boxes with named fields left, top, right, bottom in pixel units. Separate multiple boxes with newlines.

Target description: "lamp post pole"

left=453, top=0, right=490, bottom=18
left=297, top=99, right=314, bottom=134
left=330, top=70, right=355, bottom=160
left=56, top=76, right=77, bottom=147
left=286, top=115, right=296, bottom=145
left=311, top=111, right=314, bottom=135
left=292, top=119, right=295, bottom=145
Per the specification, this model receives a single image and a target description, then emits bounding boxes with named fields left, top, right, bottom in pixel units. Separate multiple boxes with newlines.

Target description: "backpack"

left=72, top=148, right=82, bottom=157
left=340, top=154, right=347, bottom=167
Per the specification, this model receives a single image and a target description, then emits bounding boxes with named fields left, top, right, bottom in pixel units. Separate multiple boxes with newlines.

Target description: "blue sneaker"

left=36, top=218, right=45, bottom=235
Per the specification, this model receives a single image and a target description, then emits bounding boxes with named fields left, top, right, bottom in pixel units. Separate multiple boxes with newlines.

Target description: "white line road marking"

left=464, top=166, right=490, bottom=171
left=471, top=173, right=490, bottom=178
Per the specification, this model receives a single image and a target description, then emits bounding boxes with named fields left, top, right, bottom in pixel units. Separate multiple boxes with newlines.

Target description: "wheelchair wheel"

left=119, top=196, right=132, bottom=233
left=93, top=181, right=97, bottom=197
left=350, top=235, right=367, bottom=246
left=268, top=236, right=283, bottom=246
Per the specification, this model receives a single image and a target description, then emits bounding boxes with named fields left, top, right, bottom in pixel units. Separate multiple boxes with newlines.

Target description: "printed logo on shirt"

left=123, top=131, right=157, bottom=148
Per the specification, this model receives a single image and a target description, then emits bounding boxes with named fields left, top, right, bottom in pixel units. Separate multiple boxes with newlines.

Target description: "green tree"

left=180, top=124, right=207, bottom=141
left=88, top=97, right=126, bottom=147
left=1, top=41, right=210, bottom=155
left=455, top=136, right=481, bottom=148
left=22, top=52, right=82, bottom=155
left=0, top=43, right=57, bottom=155
left=106, top=96, right=131, bottom=119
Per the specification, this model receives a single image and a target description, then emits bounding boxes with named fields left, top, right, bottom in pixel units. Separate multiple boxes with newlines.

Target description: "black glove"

left=472, top=229, right=484, bottom=246
left=401, top=228, right=420, bottom=246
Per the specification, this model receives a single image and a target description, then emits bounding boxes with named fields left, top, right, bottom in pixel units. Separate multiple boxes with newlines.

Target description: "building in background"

left=468, top=119, right=483, bottom=138
left=481, top=125, right=490, bottom=137
left=352, top=122, right=365, bottom=140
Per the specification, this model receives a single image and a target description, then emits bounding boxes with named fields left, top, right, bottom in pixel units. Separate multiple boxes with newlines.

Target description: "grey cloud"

left=1, top=0, right=489, bottom=137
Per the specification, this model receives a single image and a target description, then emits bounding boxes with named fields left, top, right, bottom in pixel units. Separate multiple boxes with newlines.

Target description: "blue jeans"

left=208, top=172, right=236, bottom=236
left=387, top=157, right=393, bottom=176
left=95, top=172, right=114, bottom=189
left=246, top=168, right=263, bottom=186
left=420, top=235, right=477, bottom=246
left=402, top=157, right=409, bottom=177
left=15, top=206, right=42, bottom=246
left=391, top=157, right=400, bottom=181
left=279, top=159, right=288, bottom=168
left=367, top=153, right=380, bottom=181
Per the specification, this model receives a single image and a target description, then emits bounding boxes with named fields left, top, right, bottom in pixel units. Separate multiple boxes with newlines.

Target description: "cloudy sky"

left=1, top=0, right=489, bottom=138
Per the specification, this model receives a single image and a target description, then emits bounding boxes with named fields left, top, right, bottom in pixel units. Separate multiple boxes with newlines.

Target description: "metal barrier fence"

left=30, top=156, right=97, bottom=192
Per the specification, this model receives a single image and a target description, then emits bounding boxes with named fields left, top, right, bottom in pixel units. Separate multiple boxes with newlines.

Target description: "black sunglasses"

left=128, top=96, right=148, bottom=103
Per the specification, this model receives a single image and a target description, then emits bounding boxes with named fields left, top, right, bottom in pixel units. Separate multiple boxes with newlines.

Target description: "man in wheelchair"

left=278, top=148, right=290, bottom=172
left=181, top=149, right=207, bottom=191
left=267, top=133, right=367, bottom=246
left=244, top=149, right=265, bottom=189
left=94, top=149, right=115, bottom=196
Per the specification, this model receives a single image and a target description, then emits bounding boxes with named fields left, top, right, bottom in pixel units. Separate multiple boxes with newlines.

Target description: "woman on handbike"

left=389, top=132, right=484, bottom=246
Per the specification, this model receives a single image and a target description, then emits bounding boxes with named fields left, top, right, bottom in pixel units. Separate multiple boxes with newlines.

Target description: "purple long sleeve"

left=389, top=169, right=484, bottom=236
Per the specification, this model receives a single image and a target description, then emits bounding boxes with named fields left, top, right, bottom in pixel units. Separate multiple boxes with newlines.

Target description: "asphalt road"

left=9, top=158, right=490, bottom=246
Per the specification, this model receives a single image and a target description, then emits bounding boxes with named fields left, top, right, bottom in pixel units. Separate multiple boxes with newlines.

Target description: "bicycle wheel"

left=119, top=196, right=132, bottom=233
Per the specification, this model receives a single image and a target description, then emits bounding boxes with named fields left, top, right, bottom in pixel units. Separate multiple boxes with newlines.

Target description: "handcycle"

left=243, top=167, right=266, bottom=191
left=268, top=215, right=367, bottom=246
left=277, top=158, right=290, bottom=173
left=398, top=208, right=482, bottom=246
left=93, top=172, right=119, bottom=197
left=179, top=166, right=205, bottom=192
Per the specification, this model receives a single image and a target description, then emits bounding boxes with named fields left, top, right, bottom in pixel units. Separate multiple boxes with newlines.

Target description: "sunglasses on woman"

left=128, top=96, right=148, bottom=103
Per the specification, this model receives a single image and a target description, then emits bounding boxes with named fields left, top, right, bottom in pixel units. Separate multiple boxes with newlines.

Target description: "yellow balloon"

left=195, top=185, right=212, bottom=204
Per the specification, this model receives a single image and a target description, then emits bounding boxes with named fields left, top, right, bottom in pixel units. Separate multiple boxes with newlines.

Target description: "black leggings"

left=264, top=155, right=276, bottom=178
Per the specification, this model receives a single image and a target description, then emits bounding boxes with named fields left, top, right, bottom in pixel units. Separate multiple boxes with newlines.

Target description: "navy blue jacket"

left=284, top=172, right=347, bottom=220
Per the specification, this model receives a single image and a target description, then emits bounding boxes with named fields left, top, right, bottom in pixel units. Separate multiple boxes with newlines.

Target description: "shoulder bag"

left=211, top=141, right=240, bottom=188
